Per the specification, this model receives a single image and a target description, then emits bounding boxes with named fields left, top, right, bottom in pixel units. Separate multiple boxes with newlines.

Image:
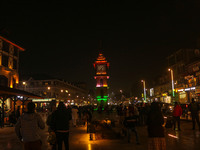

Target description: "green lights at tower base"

left=97, top=96, right=108, bottom=101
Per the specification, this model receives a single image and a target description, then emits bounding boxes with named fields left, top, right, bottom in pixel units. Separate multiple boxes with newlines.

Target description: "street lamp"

left=22, top=82, right=26, bottom=91
left=141, top=80, right=146, bottom=102
left=168, top=69, right=175, bottom=97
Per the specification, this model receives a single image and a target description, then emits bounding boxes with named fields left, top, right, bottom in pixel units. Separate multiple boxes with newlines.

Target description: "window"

left=13, top=59, right=17, bottom=70
left=30, top=82, right=35, bottom=86
left=100, top=79, right=103, bottom=87
left=2, top=54, right=8, bottom=67
left=2, top=42, right=9, bottom=52
left=14, top=47, right=18, bottom=56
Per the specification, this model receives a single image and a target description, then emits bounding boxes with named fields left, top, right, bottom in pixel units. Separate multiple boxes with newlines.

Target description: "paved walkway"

left=0, top=113, right=200, bottom=150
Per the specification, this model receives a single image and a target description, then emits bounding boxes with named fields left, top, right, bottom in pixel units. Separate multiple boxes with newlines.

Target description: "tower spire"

left=99, top=40, right=103, bottom=54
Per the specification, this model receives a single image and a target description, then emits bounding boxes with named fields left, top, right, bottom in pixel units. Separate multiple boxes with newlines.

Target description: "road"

left=0, top=113, right=199, bottom=150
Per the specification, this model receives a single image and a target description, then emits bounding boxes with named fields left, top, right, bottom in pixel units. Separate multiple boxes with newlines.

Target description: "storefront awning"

left=0, top=86, right=43, bottom=99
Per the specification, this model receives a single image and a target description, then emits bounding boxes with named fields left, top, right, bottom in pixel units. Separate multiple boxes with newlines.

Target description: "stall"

left=0, top=86, right=42, bottom=127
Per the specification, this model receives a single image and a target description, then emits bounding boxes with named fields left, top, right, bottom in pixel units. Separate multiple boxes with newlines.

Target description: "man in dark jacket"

left=123, top=112, right=139, bottom=144
left=189, top=98, right=200, bottom=130
left=50, top=102, right=72, bottom=150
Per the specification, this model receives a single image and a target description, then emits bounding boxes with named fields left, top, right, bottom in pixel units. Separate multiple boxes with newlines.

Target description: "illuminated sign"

left=150, top=88, right=154, bottom=97
left=32, top=99, right=53, bottom=102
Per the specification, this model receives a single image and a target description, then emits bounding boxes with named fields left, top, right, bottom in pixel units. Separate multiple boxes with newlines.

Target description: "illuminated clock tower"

left=94, top=53, right=109, bottom=108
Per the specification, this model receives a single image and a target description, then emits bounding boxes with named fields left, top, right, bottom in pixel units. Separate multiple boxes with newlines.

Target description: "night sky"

left=1, top=1, right=200, bottom=92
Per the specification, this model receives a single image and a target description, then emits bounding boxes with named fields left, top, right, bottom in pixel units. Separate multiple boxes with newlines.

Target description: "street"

left=0, top=113, right=200, bottom=150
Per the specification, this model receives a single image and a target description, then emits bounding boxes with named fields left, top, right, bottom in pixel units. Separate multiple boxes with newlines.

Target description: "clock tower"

left=94, top=53, right=109, bottom=108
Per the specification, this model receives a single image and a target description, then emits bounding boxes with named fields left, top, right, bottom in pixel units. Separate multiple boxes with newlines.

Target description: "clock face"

left=97, top=65, right=106, bottom=72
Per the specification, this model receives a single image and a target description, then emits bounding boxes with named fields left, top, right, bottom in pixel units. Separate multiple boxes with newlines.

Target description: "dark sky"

left=1, top=1, right=200, bottom=92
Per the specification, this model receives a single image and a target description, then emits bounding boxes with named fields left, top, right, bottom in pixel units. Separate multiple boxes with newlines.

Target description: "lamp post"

left=47, top=87, right=51, bottom=98
left=141, top=80, right=146, bottom=102
left=168, top=69, right=175, bottom=97
left=22, top=82, right=26, bottom=91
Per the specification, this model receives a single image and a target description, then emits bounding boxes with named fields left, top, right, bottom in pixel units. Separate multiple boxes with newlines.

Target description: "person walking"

left=173, top=102, right=182, bottom=131
left=72, top=106, right=78, bottom=127
left=147, top=102, right=166, bottom=150
left=15, top=102, right=45, bottom=150
left=16, top=106, right=21, bottom=120
left=46, top=104, right=57, bottom=150
left=50, top=102, right=72, bottom=150
left=189, top=98, right=200, bottom=130
left=123, top=105, right=139, bottom=144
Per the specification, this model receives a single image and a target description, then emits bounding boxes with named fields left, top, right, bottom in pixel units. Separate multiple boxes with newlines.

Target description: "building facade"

left=153, top=49, right=200, bottom=104
left=17, top=77, right=88, bottom=109
left=0, top=36, right=24, bottom=88
left=0, top=36, right=25, bottom=111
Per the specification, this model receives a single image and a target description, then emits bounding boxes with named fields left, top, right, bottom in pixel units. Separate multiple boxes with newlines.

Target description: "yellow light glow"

left=16, top=79, right=19, bottom=84
left=65, top=90, right=68, bottom=93
left=0, top=54, right=2, bottom=66
left=61, top=90, right=63, bottom=92
left=96, top=72, right=106, bottom=75
left=88, top=144, right=91, bottom=150
left=47, top=87, right=51, bottom=90
left=23, top=82, right=26, bottom=85
left=10, top=79, right=13, bottom=88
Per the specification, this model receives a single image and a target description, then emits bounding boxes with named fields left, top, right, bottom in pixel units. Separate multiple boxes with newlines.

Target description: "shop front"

left=178, top=87, right=196, bottom=104
left=0, top=86, right=42, bottom=127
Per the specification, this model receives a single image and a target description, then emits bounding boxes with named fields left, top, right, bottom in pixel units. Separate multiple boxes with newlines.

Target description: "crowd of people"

left=0, top=99, right=198, bottom=150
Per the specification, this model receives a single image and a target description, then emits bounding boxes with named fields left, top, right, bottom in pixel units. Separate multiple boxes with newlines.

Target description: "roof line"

left=0, top=36, right=25, bottom=51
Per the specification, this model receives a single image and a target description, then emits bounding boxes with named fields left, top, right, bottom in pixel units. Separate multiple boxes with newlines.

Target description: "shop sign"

left=150, top=88, right=154, bottom=97
left=185, top=75, right=194, bottom=80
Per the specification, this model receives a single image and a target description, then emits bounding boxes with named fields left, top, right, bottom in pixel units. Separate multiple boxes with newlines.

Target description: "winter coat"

left=50, top=108, right=72, bottom=132
left=173, top=105, right=182, bottom=117
left=123, top=116, right=137, bottom=128
left=189, top=102, right=199, bottom=114
left=147, top=111, right=164, bottom=137
left=15, top=113, right=45, bottom=142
